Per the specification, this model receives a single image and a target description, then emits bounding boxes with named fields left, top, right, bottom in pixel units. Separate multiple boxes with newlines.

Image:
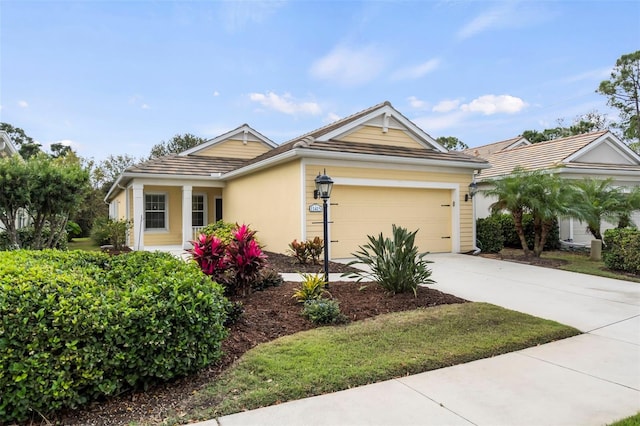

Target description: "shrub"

left=302, top=299, right=347, bottom=325
left=190, top=223, right=266, bottom=297
left=66, top=221, right=82, bottom=242
left=292, top=273, right=327, bottom=303
left=603, top=228, right=640, bottom=275
left=253, top=267, right=283, bottom=291
left=90, top=216, right=131, bottom=250
left=198, top=220, right=237, bottom=244
left=476, top=216, right=504, bottom=253
left=0, top=226, right=68, bottom=251
left=0, top=250, right=228, bottom=423
left=497, top=214, right=560, bottom=251
left=343, top=224, right=435, bottom=295
left=288, top=237, right=324, bottom=265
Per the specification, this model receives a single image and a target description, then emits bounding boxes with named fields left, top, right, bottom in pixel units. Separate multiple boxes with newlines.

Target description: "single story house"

left=106, top=101, right=489, bottom=259
left=0, top=131, right=18, bottom=158
left=466, top=131, right=640, bottom=245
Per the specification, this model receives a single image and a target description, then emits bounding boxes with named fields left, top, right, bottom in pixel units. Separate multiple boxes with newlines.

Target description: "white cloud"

left=221, top=0, right=285, bottom=32
left=457, top=3, right=554, bottom=40
left=249, top=92, right=322, bottom=116
left=408, top=96, right=428, bottom=110
left=310, top=44, right=387, bottom=87
left=413, top=111, right=467, bottom=131
left=392, top=58, right=440, bottom=80
left=141, top=104, right=150, bottom=110
left=562, top=67, right=611, bottom=83
left=432, top=99, right=461, bottom=113
left=460, top=95, right=527, bottom=115
left=18, top=100, right=29, bottom=108
left=324, top=112, right=341, bottom=123
left=213, top=91, right=220, bottom=97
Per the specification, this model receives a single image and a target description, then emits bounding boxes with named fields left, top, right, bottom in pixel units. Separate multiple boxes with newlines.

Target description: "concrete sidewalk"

left=203, top=254, right=640, bottom=426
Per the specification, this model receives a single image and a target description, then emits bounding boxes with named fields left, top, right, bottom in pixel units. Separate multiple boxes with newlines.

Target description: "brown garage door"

left=329, top=186, right=452, bottom=258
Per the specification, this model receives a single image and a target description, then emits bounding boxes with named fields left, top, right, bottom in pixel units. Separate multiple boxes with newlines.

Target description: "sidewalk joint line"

left=395, top=378, right=478, bottom=425
left=586, top=313, right=640, bottom=335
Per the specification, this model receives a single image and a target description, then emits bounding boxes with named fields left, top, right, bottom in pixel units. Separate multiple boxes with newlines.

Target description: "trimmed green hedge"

left=604, top=228, right=640, bottom=275
left=0, top=250, right=228, bottom=423
left=476, top=216, right=505, bottom=253
left=492, top=214, right=560, bottom=251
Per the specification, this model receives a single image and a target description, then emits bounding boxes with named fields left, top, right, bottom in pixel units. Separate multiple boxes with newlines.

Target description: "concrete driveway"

left=207, top=254, right=640, bottom=426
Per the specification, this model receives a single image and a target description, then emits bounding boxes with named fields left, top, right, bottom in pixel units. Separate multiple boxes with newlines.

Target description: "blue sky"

left=1, top=1, right=638, bottom=161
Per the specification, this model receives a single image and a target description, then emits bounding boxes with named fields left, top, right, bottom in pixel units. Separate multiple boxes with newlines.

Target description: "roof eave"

left=104, top=172, right=225, bottom=202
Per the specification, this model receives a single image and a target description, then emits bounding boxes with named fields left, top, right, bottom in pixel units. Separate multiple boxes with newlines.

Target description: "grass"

left=175, top=302, right=579, bottom=423
left=610, top=412, right=640, bottom=426
left=67, top=237, right=101, bottom=251
left=541, top=251, right=640, bottom=283
left=500, top=248, right=640, bottom=283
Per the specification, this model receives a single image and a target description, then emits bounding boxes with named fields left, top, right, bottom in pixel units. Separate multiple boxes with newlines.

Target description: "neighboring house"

left=105, top=101, right=489, bottom=259
left=0, top=131, right=30, bottom=231
left=0, top=131, right=18, bottom=158
left=466, top=131, right=640, bottom=245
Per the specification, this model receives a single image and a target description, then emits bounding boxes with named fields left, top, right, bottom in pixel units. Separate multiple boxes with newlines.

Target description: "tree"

left=149, top=133, right=206, bottom=159
left=436, top=136, right=468, bottom=151
left=571, top=178, right=630, bottom=240
left=92, top=154, right=140, bottom=191
left=50, top=142, right=73, bottom=158
left=0, top=122, right=42, bottom=159
left=484, top=168, right=532, bottom=256
left=484, top=168, right=581, bottom=257
left=0, top=153, right=90, bottom=249
left=522, top=111, right=611, bottom=144
left=597, top=51, right=640, bottom=145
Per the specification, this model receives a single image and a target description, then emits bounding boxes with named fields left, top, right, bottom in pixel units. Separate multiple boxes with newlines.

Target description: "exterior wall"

left=142, top=185, right=183, bottom=246
left=224, top=160, right=302, bottom=254
left=575, top=143, right=635, bottom=165
left=112, top=191, right=127, bottom=220
left=196, top=139, right=271, bottom=159
left=302, top=162, right=475, bottom=254
left=340, top=126, right=424, bottom=149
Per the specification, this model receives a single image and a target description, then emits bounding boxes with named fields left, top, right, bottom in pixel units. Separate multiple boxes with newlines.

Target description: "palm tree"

left=572, top=178, right=629, bottom=240
left=485, top=167, right=584, bottom=258
left=484, top=167, right=532, bottom=257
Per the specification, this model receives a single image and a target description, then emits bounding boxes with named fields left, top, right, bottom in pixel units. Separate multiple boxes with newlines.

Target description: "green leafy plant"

left=292, top=273, right=328, bottom=303
left=90, top=216, right=132, bottom=250
left=302, top=299, right=347, bottom=325
left=306, top=236, right=324, bottom=264
left=0, top=250, right=228, bottom=423
left=198, top=220, right=237, bottom=244
left=343, top=225, right=435, bottom=296
left=476, top=216, right=505, bottom=253
left=603, top=228, right=640, bottom=275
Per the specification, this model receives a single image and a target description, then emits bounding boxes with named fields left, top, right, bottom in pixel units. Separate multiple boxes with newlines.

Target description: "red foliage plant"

left=190, top=224, right=266, bottom=296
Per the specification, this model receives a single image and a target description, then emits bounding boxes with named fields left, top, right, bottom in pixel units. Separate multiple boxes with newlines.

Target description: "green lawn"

left=172, top=302, right=579, bottom=424
left=67, top=237, right=101, bottom=251
left=541, top=251, right=640, bottom=283
left=610, top=412, right=640, bottom=426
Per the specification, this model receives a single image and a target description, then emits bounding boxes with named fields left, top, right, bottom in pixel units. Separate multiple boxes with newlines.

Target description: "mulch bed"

left=47, top=252, right=466, bottom=426
left=479, top=251, right=568, bottom=268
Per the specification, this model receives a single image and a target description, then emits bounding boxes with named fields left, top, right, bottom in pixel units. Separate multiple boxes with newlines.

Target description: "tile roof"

left=462, top=136, right=528, bottom=159
left=125, top=154, right=247, bottom=176
left=478, top=131, right=611, bottom=179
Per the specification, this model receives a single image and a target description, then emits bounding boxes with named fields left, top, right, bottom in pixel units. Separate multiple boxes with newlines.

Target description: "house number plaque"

left=309, top=203, right=323, bottom=212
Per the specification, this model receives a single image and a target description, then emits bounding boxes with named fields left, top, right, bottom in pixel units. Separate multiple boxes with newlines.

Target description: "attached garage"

left=329, top=185, right=454, bottom=258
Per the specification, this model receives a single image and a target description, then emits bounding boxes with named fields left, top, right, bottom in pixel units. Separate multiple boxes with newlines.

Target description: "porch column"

left=132, top=183, right=144, bottom=250
left=182, top=185, right=193, bottom=249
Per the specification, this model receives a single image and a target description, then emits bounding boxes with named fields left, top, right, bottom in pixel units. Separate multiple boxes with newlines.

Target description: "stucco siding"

left=224, top=160, right=302, bottom=254
left=340, top=125, right=425, bottom=149
left=196, top=139, right=271, bottom=159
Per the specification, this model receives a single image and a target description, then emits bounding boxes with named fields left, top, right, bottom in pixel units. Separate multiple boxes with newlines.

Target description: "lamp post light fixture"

left=314, top=170, right=333, bottom=287
left=466, top=181, right=478, bottom=202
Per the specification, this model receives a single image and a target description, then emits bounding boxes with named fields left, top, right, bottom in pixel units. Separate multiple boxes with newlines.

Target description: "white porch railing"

left=192, top=226, right=205, bottom=241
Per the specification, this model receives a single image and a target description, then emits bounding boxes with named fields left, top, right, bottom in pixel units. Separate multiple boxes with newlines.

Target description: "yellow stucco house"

left=105, top=102, right=489, bottom=259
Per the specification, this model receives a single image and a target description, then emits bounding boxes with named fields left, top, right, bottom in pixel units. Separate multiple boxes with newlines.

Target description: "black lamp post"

left=314, top=170, right=333, bottom=287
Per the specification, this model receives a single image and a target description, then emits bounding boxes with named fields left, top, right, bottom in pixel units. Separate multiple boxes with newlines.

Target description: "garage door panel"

left=330, top=186, right=452, bottom=258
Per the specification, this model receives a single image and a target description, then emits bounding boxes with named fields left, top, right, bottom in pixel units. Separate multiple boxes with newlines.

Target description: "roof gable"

left=478, top=130, right=640, bottom=180
left=179, top=124, right=277, bottom=157
left=463, top=136, right=530, bottom=159
left=0, top=131, right=18, bottom=157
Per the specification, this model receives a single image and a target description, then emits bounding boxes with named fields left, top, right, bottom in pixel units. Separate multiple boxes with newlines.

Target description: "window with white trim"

left=192, top=194, right=206, bottom=227
left=145, top=193, right=167, bottom=230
